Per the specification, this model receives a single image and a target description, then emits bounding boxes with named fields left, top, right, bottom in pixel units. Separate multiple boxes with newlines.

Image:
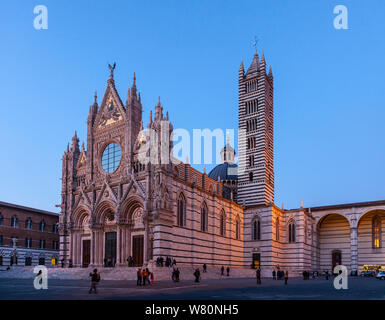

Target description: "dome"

left=208, top=163, right=238, bottom=181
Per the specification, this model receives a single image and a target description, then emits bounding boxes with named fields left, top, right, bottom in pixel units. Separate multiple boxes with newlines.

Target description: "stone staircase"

left=0, top=265, right=256, bottom=281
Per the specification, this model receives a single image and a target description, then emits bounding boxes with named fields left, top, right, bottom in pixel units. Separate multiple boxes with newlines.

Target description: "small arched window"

left=201, top=202, right=208, bottom=232
left=252, top=218, right=261, bottom=240
left=25, top=217, right=32, bottom=230
left=52, top=223, right=58, bottom=234
left=39, top=220, right=46, bottom=232
left=220, top=210, right=226, bottom=236
left=372, top=215, right=381, bottom=248
left=288, top=221, right=296, bottom=243
left=235, top=217, right=241, bottom=240
left=177, top=193, right=186, bottom=227
left=0, top=213, right=3, bottom=226
left=275, top=217, right=280, bottom=241
left=11, top=215, right=18, bottom=228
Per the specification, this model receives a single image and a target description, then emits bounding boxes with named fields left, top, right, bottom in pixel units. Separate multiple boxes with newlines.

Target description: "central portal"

left=132, top=235, right=144, bottom=267
left=104, top=232, right=117, bottom=267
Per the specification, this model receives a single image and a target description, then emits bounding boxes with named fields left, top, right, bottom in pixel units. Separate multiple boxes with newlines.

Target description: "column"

left=350, top=227, right=358, bottom=275
left=116, top=226, right=121, bottom=265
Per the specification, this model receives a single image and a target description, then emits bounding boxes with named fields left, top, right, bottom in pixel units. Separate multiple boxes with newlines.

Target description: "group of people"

left=137, top=268, right=154, bottom=286
left=272, top=269, right=289, bottom=284
left=220, top=266, right=231, bottom=276
left=156, top=256, right=177, bottom=268
left=127, top=256, right=135, bottom=267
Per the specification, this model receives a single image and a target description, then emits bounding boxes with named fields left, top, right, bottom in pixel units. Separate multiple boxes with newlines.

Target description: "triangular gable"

left=77, top=151, right=86, bottom=169
left=94, top=80, right=126, bottom=129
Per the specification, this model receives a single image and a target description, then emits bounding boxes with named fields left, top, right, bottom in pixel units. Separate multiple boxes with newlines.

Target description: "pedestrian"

left=226, top=266, right=230, bottom=277
left=176, top=268, right=180, bottom=282
left=146, top=268, right=151, bottom=285
left=284, top=270, right=289, bottom=285
left=173, top=259, right=177, bottom=266
left=194, top=268, right=201, bottom=283
left=203, top=264, right=207, bottom=273
left=221, top=266, right=224, bottom=276
left=325, top=270, right=329, bottom=280
left=172, top=267, right=177, bottom=282
left=150, top=271, right=154, bottom=285
left=89, top=269, right=100, bottom=294
left=272, top=270, right=276, bottom=280
left=136, top=268, right=142, bottom=286
left=256, top=268, right=261, bottom=285
left=142, top=269, right=148, bottom=286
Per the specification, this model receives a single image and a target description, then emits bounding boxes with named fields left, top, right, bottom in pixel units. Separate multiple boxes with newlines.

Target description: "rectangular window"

left=0, top=235, right=2, bottom=246
left=40, top=240, right=45, bottom=249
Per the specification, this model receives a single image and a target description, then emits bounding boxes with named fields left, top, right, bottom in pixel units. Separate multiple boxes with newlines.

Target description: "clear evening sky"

left=0, top=0, right=384, bottom=212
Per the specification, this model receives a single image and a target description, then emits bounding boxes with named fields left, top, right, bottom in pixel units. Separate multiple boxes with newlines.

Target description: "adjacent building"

left=0, top=201, right=60, bottom=267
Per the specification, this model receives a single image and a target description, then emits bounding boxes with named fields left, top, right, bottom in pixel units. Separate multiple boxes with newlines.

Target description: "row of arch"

left=249, top=209, right=385, bottom=248
left=72, top=197, right=144, bottom=228
left=177, top=193, right=241, bottom=240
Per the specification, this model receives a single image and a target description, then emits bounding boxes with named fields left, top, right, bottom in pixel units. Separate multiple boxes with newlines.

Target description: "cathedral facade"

left=59, top=51, right=385, bottom=276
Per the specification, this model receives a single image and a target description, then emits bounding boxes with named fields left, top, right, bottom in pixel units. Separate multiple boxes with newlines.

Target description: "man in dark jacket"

left=89, top=269, right=100, bottom=294
left=256, top=268, right=261, bottom=285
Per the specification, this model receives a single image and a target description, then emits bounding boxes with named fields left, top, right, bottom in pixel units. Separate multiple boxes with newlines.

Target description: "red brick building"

left=0, top=201, right=59, bottom=267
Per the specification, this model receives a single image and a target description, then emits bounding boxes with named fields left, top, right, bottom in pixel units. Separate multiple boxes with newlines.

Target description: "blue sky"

left=0, top=0, right=384, bottom=212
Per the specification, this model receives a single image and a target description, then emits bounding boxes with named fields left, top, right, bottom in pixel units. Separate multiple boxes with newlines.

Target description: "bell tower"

left=237, top=50, right=274, bottom=207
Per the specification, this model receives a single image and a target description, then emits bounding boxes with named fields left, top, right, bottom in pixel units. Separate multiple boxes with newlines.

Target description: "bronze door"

left=132, top=235, right=144, bottom=267
left=105, top=232, right=117, bottom=267
left=82, top=240, right=91, bottom=268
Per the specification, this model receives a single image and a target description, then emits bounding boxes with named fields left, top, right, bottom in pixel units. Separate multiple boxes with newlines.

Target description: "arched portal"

left=72, top=207, right=91, bottom=267
left=121, top=197, right=145, bottom=267
left=357, top=209, right=385, bottom=269
left=317, top=214, right=351, bottom=273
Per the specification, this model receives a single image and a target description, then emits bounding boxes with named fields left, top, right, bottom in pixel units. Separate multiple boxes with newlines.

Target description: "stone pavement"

left=0, top=275, right=384, bottom=300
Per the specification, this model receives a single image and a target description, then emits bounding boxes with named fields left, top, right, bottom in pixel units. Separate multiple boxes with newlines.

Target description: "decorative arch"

left=287, top=219, right=296, bottom=243
left=251, top=215, right=261, bottom=241
left=201, top=201, right=208, bottom=232
left=235, top=215, right=241, bottom=240
left=94, top=200, right=116, bottom=225
left=357, top=209, right=385, bottom=250
left=177, top=192, right=186, bottom=227
left=120, top=196, right=144, bottom=224
left=72, top=206, right=91, bottom=228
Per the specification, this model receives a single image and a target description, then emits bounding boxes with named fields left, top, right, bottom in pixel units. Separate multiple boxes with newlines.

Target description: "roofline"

left=287, top=199, right=385, bottom=212
left=0, top=201, right=60, bottom=217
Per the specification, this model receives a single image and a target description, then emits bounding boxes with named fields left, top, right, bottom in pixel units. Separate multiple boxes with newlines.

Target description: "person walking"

left=146, top=268, right=151, bottom=285
left=284, top=270, right=289, bottom=285
left=203, top=264, right=207, bottom=273
left=256, top=268, right=261, bottom=285
left=194, top=268, right=201, bottom=283
left=226, top=266, right=230, bottom=277
left=272, top=270, right=276, bottom=280
left=221, top=266, right=224, bottom=276
left=136, top=268, right=142, bottom=286
left=142, top=269, right=148, bottom=286
left=175, top=268, right=180, bottom=282
left=89, top=269, right=100, bottom=294
left=150, top=271, right=154, bottom=285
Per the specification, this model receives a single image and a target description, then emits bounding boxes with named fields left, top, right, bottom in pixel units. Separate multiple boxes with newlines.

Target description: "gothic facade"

left=59, top=51, right=385, bottom=276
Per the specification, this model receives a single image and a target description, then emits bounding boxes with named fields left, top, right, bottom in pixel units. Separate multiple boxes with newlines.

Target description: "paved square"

left=0, top=276, right=384, bottom=300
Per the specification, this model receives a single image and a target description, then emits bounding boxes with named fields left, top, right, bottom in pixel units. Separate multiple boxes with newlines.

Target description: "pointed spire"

left=81, top=142, right=85, bottom=152
left=155, top=96, right=163, bottom=120
left=268, top=65, right=274, bottom=82
left=71, top=131, right=80, bottom=153
left=246, top=50, right=260, bottom=75
left=94, top=91, right=97, bottom=104
left=261, top=50, right=265, bottom=63
left=138, top=92, right=141, bottom=102
left=66, top=143, right=70, bottom=153
left=239, top=60, right=244, bottom=71
left=149, top=110, right=153, bottom=124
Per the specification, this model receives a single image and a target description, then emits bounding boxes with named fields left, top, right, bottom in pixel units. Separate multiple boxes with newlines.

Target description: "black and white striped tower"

left=237, top=50, right=274, bottom=207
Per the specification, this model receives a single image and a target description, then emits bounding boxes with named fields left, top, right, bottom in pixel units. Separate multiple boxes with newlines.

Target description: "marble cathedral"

left=59, top=51, right=385, bottom=276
